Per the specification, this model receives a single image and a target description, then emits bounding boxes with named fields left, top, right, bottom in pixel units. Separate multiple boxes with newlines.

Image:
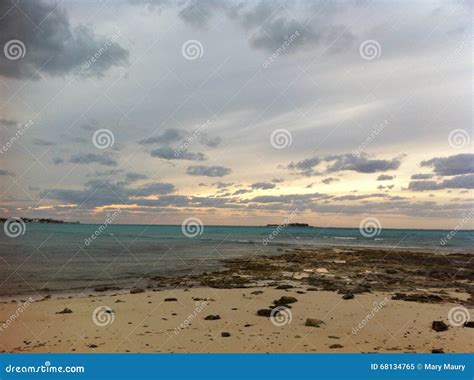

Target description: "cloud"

left=70, top=153, right=117, bottom=167
left=33, top=138, right=55, bottom=146
left=199, top=135, right=222, bottom=148
left=130, top=182, right=175, bottom=196
left=420, top=154, right=474, bottom=176
left=0, top=0, right=129, bottom=79
left=322, top=177, right=340, bottom=184
left=150, top=146, right=206, bottom=161
left=408, top=174, right=474, bottom=191
left=139, top=128, right=186, bottom=145
left=376, top=175, right=394, bottom=181
left=250, top=182, right=276, bottom=190
left=0, top=169, right=13, bottom=176
left=125, top=172, right=148, bottom=182
left=52, top=157, right=64, bottom=165
left=186, top=165, right=231, bottom=177
left=0, top=118, right=17, bottom=127
left=233, top=189, right=252, bottom=195
left=288, top=153, right=404, bottom=176
left=410, top=173, right=434, bottom=180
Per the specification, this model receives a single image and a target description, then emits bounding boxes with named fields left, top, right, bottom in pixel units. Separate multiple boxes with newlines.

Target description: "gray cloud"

left=420, top=154, right=474, bottom=176
left=33, top=138, right=55, bottom=146
left=139, top=128, right=186, bottom=145
left=125, top=172, right=148, bottom=182
left=250, top=182, right=276, bottom=190
left=52, top=157, right=64, bottom=165
left=0, top=169, right=13, bottom=176
left=410, top=173, right=434, bottom=180
left=408, top=174, right=474, bottom=191
left=150, top=146, right=206, bottom=161
left=0, top=0, right=128, bottom=79
left=376, top=174, right=394, bottom=181
left=186, top=165, right=231, bottom=177
left=322, top=177, right=340, bottom=184
left=0, top=118, right=17, bottom=127
left=199, top=135, right=222, bottom=148
left=70, top=153, right=117, bottom=167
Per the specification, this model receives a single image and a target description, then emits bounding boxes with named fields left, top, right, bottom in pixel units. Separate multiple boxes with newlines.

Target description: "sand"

left=1, top=287, right=473, bottom=353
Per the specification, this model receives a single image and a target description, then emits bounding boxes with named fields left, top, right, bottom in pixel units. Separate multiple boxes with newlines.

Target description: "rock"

left=257, top=309, right=275, bottom=317
left=432, top=321, right=448, bottom=332
left=275, top=284, right=294, bottom=290
left=273, top=296, right=298, bottom=306
left=250, top=290, right=264, bottom=295
left=204, top=315, right=221, bottom=320
left=352, top=285, right=371, bottom=294
left=94, top=286, right=121, bottom=292
left=464, top=321, right=474, bottom=328
left=87, top=344, right=98, bottom=348
left=386, top=269, right=398, bottom=274
left=244, top=324, right=253, bottom=327
left=221, top=332, right=231, bottom=337
left=342, top=293, right=354, bottom=300
left=56, top=307, right=73, bottom=314
left=305, top=318, right=325, bottom=328
left=164, top=298, right=178, bottom=302
left=329, top=344, right=343, bottom=349
left=431, top=348, right=444, bottom=353
left=392, top=293, right=443, bottom=303
left=115, top=299, right=125, bottom=303
left=130, top=288, right=145, bottom=294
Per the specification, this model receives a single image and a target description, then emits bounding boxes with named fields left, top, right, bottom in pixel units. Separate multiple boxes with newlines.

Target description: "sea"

left=0, top=224, right=472, bottom=296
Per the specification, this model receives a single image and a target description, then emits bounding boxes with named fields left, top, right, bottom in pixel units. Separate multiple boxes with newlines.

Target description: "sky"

left=0, top=0, right=472, bottom=229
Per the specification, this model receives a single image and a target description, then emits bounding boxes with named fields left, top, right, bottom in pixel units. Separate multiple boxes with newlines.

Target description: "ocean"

left=0, top=224, right=472, bottom=296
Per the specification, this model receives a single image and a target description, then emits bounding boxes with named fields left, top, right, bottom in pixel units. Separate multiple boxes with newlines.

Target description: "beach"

left=1, top=247, right=473, bottom=353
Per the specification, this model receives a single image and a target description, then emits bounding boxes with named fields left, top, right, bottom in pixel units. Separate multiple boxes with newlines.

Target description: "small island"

left=0, top=217, right=80, bottom=224
left=266, top=223, right=311, bottom=227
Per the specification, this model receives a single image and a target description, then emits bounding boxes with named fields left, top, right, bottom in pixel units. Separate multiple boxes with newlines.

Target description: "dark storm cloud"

left=70, top=153, right=117, bottom=167
left=322, top=177, right=339, bottom=184
left=186, top=165, right=231, bottom=177
left=408, top=174, right=474, bottom=191
left=150, top=147, right=206, bottom=161
left=250, top=182, right=276, bottom=190
left=139, top=128, right=187, bottom=145
left=0, top=0, right=128, bottom=79
left=376, top=175, right=394, bottom=181
left=410, top=173, right=434, bottom=180
left=420, top=154, right=474, bottom=176
left=288, top=153, right=404, bottom=176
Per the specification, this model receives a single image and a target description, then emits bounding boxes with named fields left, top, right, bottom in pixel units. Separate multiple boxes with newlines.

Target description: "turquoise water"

left=0, top=224, right=472, bottom=296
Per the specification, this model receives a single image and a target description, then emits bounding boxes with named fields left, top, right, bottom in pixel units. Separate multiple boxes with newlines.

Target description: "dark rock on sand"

left=164, top=297, right=178, bottom=302
left=464, top=321, right=474, bottom=328
left=94, top=286, right=121, bottom=292
left=221, top=332, right=231, bottom=337
left=56, top=307, right=73, bottom=314
left=431, top=348, right=444, bottom=353
left=342, top=293, right=354, bottom=300
left=275, top=284, right=294, bottom=290
left=329, top=344, right=343, bottom=349
left=257, top=309, right=276, bottom=317
left=130, top=288, right=145, bottom=294
left=392, top=293, right=443, bottom=303
left=204, top=315, right=221, bottom=320
left=250, top=290, right=264, bottom=295
left=305, top=318, right=324, bottom=327
left=432, top=321, right=448, bottom=332
left=273, top=296, right=298, bottom=306
left=87, top=344, right=98, bottom=348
